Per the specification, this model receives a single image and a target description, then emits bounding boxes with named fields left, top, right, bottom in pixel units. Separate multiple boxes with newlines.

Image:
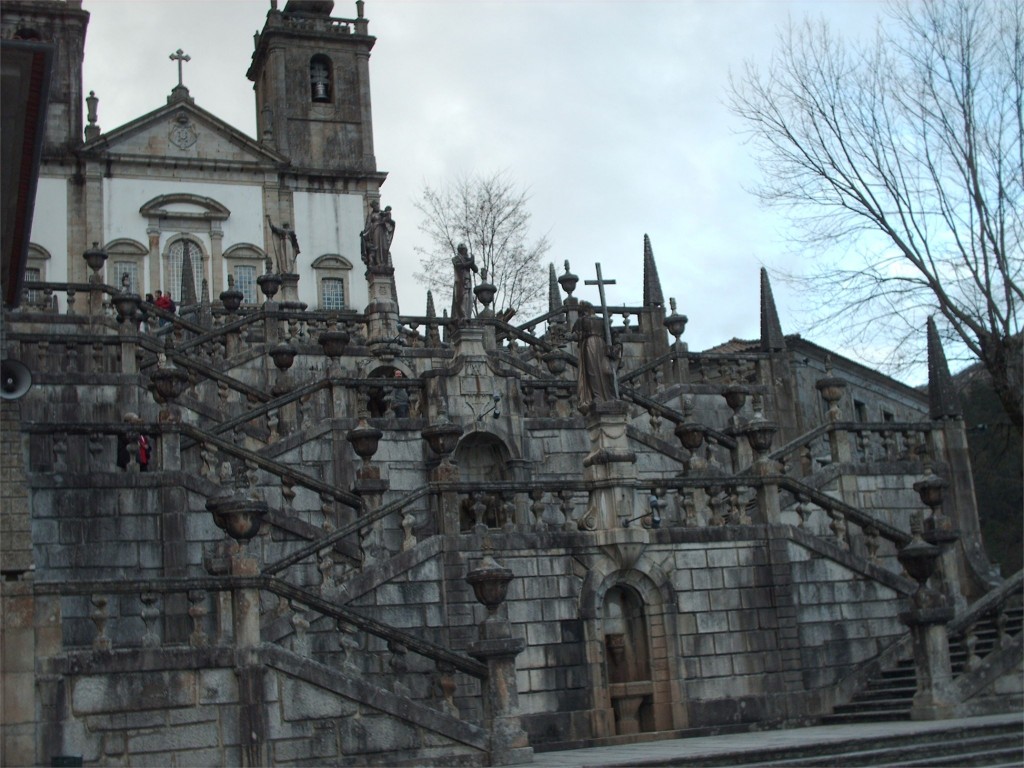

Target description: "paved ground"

left=529, top=712, right=1024, bottom=767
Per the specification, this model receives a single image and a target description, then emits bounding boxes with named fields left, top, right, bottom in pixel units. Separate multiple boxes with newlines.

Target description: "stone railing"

left=32, top=573, right=487, bottom=699
left=770, top=421, right=935, bottom=479
left=950, top=569, right=1024, bottom=671
left=687, top=349, right=769, bottom=387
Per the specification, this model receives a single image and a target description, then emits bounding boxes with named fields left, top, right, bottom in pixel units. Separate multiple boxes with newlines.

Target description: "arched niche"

left=365, top=363, right=413, bottom=418
left=580, top=565, right=683, bottom=739
left=603, top=585, right=654, bottom=735
left=454, top=432, right=514, bottom=531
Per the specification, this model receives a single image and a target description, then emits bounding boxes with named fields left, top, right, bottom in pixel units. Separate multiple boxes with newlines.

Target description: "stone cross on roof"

left=169, top=48, right=191, bottom=88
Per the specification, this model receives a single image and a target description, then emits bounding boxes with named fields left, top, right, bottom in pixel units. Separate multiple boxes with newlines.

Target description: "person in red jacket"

left=154, top=290, right=174, bottom=325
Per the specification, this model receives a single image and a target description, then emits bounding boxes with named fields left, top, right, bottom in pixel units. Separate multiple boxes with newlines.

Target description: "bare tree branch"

left=413, top=171, right=549, bottom=318
left=730, top=0, right=1023, bottom=431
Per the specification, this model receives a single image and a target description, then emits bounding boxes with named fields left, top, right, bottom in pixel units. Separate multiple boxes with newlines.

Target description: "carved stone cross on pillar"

left=169, top=48, right=191, bottom=88
left=585, top=262, right=619, bottom=399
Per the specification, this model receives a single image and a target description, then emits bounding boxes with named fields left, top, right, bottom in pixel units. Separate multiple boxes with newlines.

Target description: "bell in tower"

left=248, top=0, right=379, bottom=176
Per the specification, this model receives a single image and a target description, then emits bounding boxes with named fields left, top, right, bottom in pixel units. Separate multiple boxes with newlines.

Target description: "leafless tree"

left=413, top=171, right=550, bottom=319
left=731, top=0, right=1023, bottom=431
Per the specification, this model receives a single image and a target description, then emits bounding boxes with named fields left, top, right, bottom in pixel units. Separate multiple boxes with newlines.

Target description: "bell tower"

left=0, top=0, right=89, bottom=154
left=248, top=0, right=378, bottom=177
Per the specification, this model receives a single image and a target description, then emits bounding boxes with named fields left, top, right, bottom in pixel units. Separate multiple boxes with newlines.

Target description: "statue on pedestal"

left=267, top=217, right=300, bottom=274
left=575, top=300, right=617, bottom=413
left=360, top=200, right=396, bottom=268
left=451, top=243, right=478, bottom=322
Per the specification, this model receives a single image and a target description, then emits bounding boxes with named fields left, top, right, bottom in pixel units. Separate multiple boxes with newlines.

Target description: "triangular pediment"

left=82, top=96, right=286, bottom=168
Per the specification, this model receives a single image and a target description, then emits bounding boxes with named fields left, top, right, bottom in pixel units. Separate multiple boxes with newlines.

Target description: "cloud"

left=81, top=0, right=888, bottom=364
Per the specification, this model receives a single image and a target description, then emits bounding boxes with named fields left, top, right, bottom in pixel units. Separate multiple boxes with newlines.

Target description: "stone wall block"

left=72, top=671, right=197, bottom=715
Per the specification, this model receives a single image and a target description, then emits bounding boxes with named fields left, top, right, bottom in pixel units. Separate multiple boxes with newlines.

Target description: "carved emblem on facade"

left=169, top=112, right=197, bottom=150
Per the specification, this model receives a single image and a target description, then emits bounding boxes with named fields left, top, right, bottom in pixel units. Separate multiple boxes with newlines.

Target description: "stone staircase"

left=823, top=604, right=1024, bottom=724
left=625, top=719, right=1024, bottom=767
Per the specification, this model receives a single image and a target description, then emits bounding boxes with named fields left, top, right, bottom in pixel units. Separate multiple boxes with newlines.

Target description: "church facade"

left=2, top=2, right=1021, bottom=767
left=10, top=0, right=382, bottom=316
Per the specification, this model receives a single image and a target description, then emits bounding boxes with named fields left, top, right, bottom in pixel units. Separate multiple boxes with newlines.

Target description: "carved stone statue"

left=267, top=217, right=300, bottom=274
left=574, top=300, right=616, bottom=412
left=450, top=243, right=478, bottom=322
left=360, top=200, right=396, bottom=268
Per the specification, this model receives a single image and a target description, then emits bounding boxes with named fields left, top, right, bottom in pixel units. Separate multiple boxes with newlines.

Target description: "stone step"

left=849, top=685, right=917, bottom=701
left=826, top=602, right=1023, bottom=724
left=793, top=733, right=1024, bottom=767
left=638, top=721, right=1023, bottom=767
left=882, top=745, right=1024, bottom=768
left=820, top=709, right=912, bottom=725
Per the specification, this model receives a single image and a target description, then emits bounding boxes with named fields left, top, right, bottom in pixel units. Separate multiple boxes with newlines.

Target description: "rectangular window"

left=234, top=265, right=257, bottom=304
left=24, top=267, right=41, bottom=304
left=322, top=277, right=345, bottom=310
left=854, top=400, right=867, bottom=422
left=114, top=261, right=139, bottom=294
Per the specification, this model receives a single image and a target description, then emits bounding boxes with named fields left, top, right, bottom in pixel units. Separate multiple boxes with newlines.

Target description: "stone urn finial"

left=149, top=359, right=190, bottom=419
left=318, top=327, right=350, bottom=359
left=466, top=554, right=514, bottom=640
left=816, top=357, right=847, bottom=421
left=220, top=274, right=244, bottom=313
left=558, top=260, right=578, bottom=298
left=663, top=297, right=688, bottom=344
left=83, top=242, right=108, bottom=282
left=257, top=270, right=282, bottom=301
left=421, top=417, right=463, bottom=463
left=474, top=268, right=497, bottom=314
left=206, top=496, right=269, bottom=541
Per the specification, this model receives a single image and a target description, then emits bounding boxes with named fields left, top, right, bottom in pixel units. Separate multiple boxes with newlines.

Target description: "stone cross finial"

left=170, top=49, right=191, bottom=87
left=584, top=262, right=619, bottom=399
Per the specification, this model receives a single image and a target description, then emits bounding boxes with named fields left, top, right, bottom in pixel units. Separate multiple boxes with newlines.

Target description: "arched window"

left=310, top=54, right=332, bottom=103
left=106, top=239, right=148, bottom=295
left=224, top=244, right=268, bottom=305
left=312, top=254, right=352, bottom=310
left=165, top=237, right=205, bottom=304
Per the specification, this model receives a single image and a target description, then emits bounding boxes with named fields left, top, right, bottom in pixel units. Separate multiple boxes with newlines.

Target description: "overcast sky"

left=80, top=0, right=894, bottom=372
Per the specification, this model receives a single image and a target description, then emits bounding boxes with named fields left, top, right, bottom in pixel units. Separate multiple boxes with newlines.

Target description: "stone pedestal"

left=230, top=553, right=268, bottom=767
left=451, top=324, right=488, bottom=358
left=365, top=265, right=400, bottom=350
left=469, top=637, right=533, bottom=766
left=898, top=522, right=957, bottom=721
left=905, top=608, right=956, bottom=720
left=580, top=401, right=637, bottom=531
left=279, top=272, right=299, bottom=303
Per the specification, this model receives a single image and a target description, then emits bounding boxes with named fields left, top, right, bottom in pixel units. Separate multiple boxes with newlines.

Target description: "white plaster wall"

left=293, top=190, right=368, bottom=309
left=104, top=177, right=266, bottom=295
left=30, top=176, right=69, bottom=282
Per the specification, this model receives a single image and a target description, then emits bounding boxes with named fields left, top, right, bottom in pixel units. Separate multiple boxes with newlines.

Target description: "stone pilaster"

left=231, top=552, right=268, bottom=767
left=579, top=400, right=637, bottom=531
left=210, top=226, right=224, bottom=297
left=147, top=227, right=161, bottom=294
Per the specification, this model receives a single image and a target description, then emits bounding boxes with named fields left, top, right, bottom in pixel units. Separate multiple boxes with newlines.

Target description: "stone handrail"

left=262, top=486, right=431, bottom=576
left=32, top=573, right=488, bottom=680
left=950, top=569, right=1024, bottom=636
left=177, top=422, right=364, bottom=510
left=622, top=385, right=739, bottom=449
left=776, top=475, right=912, bottom=547
left=769, top=420, right=936, bottom=478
